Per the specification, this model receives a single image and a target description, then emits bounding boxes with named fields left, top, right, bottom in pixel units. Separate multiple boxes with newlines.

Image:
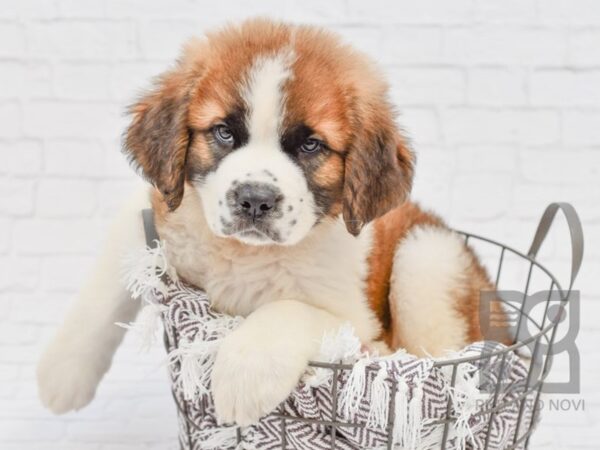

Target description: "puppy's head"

left=124, top=19, right=413, bottom=245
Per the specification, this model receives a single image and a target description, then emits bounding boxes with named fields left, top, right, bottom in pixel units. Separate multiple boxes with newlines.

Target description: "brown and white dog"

left=38, top=19, right=505, bottom=426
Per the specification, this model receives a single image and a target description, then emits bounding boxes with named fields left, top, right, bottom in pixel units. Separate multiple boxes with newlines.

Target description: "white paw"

left=211, top=332, right=307, bottom=427
left=37, top=346, right=109, bottom=415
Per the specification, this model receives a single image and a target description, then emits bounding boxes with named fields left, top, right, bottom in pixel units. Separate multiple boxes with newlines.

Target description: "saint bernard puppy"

left=38, top=19, right=506, bottom=426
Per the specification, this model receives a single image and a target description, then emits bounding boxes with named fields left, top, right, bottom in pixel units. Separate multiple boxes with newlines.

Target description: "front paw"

left=37, top=344, right=109, bottom=414
left=211, top=333, right=306, bottom=427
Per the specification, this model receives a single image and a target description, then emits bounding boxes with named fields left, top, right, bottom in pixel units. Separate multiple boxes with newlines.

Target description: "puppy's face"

left=190, top=54, right=336, bottom=245
left=125, top=20, right=414, bottom=246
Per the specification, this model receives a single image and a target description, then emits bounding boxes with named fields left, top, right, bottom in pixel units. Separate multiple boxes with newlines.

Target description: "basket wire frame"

left=154, top=203, right=583, bottom=450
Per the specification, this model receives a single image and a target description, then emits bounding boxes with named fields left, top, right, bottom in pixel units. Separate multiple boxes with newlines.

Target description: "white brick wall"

left=1, top=0, right=598, bottom=448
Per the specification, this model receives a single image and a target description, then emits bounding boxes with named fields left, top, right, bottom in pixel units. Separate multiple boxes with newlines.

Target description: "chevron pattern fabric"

left=154, top=280, right=536, bottom=450
left=127, top=244, right=537, bottom=450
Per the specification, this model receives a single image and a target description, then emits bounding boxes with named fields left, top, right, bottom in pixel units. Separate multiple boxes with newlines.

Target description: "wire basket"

left=153, top=202, right=583, bottom=450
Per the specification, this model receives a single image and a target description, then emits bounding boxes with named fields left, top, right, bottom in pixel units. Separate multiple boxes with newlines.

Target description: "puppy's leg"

left=211, top=299, right=344, bottom=426
left=389, top=225, right=485, bottom=357
left=37, top=187, right=150, bottom=414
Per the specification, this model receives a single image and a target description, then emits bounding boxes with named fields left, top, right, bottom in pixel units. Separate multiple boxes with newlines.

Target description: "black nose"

left=234, top=183, right=281, bottom=220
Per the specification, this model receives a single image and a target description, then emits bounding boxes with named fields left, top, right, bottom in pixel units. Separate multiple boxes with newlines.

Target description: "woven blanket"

left=121, top=244, right=536, bottom=450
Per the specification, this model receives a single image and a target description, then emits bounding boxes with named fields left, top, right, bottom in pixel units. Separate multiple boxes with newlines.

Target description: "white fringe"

left=304, top=322, right=362, bottom=387
left=169, top=314, right=243, bottom=400
left=339, top=355, right=369, bottom=419
left=121, top=240, right=177, bottom=301
left=122, top=240, right=244, bottom=400
left=366, top=365, right=390, bottom=429
left=194, top=312, right=243, bottom=341
left=407, top=382, right=424, bottom=449
left=445, top=363, right=484, bottom=448
left=318, top=323, right=362, bottom=363
left=392, top=379, right=428, bottom=449
left=393, top=379, right=409, bottom=446
left=116, top=301, right=168, bottom=351
left=170, top=338, right=219, bottom=400
left=117, top=241, right=176, bottom=350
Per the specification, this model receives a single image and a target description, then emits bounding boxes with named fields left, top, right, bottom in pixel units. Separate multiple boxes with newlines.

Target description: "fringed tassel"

left=303, top=365, right=333, bottom=388
left=121, top=241, right=177, bottom=301
left=169, top=337, right=221, bottom=400
left=169, top=314, right=243, bottom=401
left=392, top=379, right=425, bottom=449
left=319, top=322, right=362, bottom=362
left=121, top=240, right=244, bottom=398
left=116, top=301, right=168, bottom=351
left=446, top=363, right=481, bottom=448
left=407, top=383, right=424, bottom=450
left=366, top=365, right=390, bottom=429
left=393, top=379, right=409, bottom=446
left=339, top=355, right=369, bottom=419
left=194, top=313, right=243, bottom=341
left=118, top=241, right=178, bottom=350
left=304, top=322, right=362, bottom=388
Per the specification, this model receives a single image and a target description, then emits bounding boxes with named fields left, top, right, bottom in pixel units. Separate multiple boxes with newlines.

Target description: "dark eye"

left=300, top=138, right=323, bottom=154
left=214, top=124, right=234, bottom=146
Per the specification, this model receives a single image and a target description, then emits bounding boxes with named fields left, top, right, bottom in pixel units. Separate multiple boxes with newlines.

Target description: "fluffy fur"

left=37, top=19, right=506, bottom=426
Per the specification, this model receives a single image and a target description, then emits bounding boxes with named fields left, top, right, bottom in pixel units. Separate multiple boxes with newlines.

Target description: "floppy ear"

left=342, top=118, right=414, bottom=236
left=123, top=55, right=201, bottom=211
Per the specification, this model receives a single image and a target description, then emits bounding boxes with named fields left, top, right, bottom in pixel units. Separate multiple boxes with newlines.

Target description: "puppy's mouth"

left=221, top=220, right=282, bottom=245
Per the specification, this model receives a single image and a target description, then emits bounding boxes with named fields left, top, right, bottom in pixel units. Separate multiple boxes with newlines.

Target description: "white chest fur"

left=156, top=189, right=381, bottom=343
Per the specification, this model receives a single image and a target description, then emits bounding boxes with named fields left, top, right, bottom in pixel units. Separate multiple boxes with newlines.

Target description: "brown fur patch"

left=124, top=67, right=196, bottom=210
left=187, top=19, right=293, bottom=131
left=312, top=153, right=344, bottom=188
left=366, top=202, right=444, bottom=347
left=367, top=202, right=511, bottom=350
left=283, top=29, right=354, bottom=152
left=190, top=100, right=227, bottom=130
left=342, top=126, right=414, bottom=236
left=280, top=25, right=414, bottom=230
left=191, top=138, right=215, bottom=170
left=452, top=249, right=513, bottom=346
